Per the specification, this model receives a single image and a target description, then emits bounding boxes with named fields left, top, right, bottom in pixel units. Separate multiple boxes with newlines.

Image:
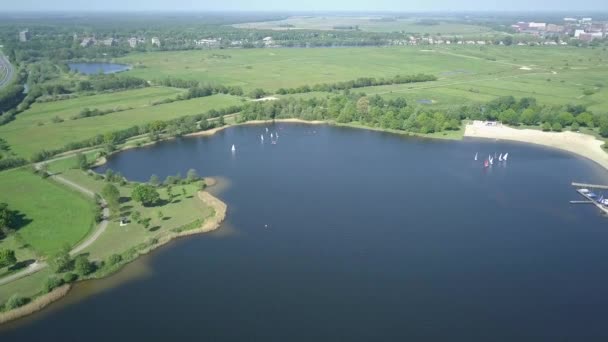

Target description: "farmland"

left=233, top=16, right=496, bottom=35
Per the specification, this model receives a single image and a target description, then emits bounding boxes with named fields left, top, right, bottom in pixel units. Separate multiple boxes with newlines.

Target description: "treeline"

left=77, top=74, right=148, bottom=92
left=31, top=105, right=243, bottom=162
left=461, top=96, right=608, bottom=135
left=239, top=93, right=460, bottom=134
left=276, top=74, right=437, bottom=95
left=71, top=107, right=132, bottom=120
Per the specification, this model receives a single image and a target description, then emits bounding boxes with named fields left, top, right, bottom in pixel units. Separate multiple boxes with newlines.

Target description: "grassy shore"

left=0, top=92, right=243, bottom=158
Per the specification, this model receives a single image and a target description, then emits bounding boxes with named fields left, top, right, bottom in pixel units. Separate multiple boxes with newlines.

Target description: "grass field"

left=233, top=16, right=495, bottom=35
left=118, top=46, right=515, bottom=91
left=53, top=170, right=214, bottom=260
left=0, top=92, right=243, bottom=158
left=0, top=169, right=96, bottom=257
left=117, top=46, right=608, bottom=113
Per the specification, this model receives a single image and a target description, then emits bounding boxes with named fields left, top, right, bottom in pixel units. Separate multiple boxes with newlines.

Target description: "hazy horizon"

left=4, top=0, right=608, bottom=13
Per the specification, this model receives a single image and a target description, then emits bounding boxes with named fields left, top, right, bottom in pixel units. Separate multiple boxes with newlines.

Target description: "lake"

left=3, top=123, right=608, bottom=341
left=68, top=62, right=130, bottom=75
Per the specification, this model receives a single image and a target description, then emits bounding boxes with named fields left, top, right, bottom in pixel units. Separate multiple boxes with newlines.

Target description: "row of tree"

left=276, top=74, right=437, bottom=95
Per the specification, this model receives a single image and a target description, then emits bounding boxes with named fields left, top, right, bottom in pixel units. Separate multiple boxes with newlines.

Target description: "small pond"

left=68, top=62, right=130, bottom=75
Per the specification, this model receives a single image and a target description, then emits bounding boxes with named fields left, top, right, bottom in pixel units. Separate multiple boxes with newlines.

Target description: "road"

left=0, top=52, right=15, bottom=90
left=0, top=167, right=109, bottom=286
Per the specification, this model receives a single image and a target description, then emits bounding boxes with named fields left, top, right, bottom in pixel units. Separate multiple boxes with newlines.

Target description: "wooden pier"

left=571, top=182, right=608, bottom=215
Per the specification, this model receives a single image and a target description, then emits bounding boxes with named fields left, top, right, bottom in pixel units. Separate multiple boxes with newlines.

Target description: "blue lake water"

left=2, top=123, right=608, bottom=341
left=68, top=62, right=130, bottom=75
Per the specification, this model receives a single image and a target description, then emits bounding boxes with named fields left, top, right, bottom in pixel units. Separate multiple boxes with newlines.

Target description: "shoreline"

left=464, top=121, right=608, bottom=172
left=0, top=187, right=226, bottom=325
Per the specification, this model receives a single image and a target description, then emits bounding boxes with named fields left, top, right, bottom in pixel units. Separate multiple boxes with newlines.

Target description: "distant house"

left=100, top=38, right=117, bottom=47
left=80, top=37, right=95, bottom=47
left=128, top=37, right=138, bottom=48
left=18, top=29, right=30, bottom=42
left=151, top=37, right=161, bottom=47
left=195, top=38, right=220, bottom=48
left=262, top=36, right=273, bottom=46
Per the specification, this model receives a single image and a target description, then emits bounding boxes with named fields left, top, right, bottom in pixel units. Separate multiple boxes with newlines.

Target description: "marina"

left=572, top=182, right=608, bottom=215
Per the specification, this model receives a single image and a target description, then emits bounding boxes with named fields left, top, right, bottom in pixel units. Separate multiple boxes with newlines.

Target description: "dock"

left=571, top=182, right=608, bottom=190
left=571, top=182, right=608, bottom=215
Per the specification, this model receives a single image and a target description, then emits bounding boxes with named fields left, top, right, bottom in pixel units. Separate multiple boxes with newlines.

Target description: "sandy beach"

left=465, top=121, right=608, bottom=171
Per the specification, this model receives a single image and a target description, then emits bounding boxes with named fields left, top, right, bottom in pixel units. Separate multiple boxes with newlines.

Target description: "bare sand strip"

left=465, top=121, right=608, bottom=171
left=186, top=118, right=325, bottom=137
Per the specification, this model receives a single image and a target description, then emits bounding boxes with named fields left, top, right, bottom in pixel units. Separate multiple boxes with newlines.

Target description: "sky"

left=4, top=0, right=608, bottom=12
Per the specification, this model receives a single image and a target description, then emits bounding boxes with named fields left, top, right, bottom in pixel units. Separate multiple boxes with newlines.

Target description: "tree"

left=542, top=122, right=552, bottom=131
left=520, top=108, right=539, bottom=125
left=556, top=112, right=574, bottom=127
left=182, top=188, right=187, bottom=197
left=157, top=211, right=164, bottom=220
left=49, top=245, right=72, bottom=273
left=141, top=217, right=151, bottom=229
left=131, top=211, right=141, bottom=223
left=4, top=294, right=28, bottom=310
left=600, top=117, right=608, bottom=137
left=167, top=185, right=173, bottom=199
left=499, top=109, right=519, bottom=126
left=0, top=249, right=17, bottom=268
left=101, top=184, right=120, bottom=212
left=74, top=255, right=94, bottom=276
left=149, top=174, right=160, bottom=187
left=0, top=203, right=15, bottom=235
left=186, top=169, right=199, bottom=182
left=75, top=152, right=88, bottom=170
left=43, top=276, right=65, bottom=293
left=131, top=184, right=160, bottom=206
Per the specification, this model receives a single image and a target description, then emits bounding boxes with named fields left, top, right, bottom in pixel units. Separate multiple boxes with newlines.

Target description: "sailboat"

left=260, top=134, right=264, bottom=142
left=231, top=144, right=236, bottom=152
left=498, top=153, right=503, bottom=162
left=270, top=133, right=274, bottom=139
left=474, top=152, right=478, bottom=161
left=503, top=153, right=509, bottom=161
left=489, top=155, right=493, bottom=165
left=484, top=159, right=489, bottom=168
left=265, top=127, right=269, bottom=133
left=275, top=132, right=279, bottom=138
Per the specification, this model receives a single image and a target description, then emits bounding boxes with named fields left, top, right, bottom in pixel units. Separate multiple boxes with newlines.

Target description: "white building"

left=128, top=37, right=138, bottom=48
left=151, top=37, right=161, bottom=47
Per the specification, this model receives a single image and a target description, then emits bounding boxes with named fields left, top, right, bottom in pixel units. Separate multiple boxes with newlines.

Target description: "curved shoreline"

left=0, top=188, right=226, bottom=325
left=464, top=121, right=608, bottom=172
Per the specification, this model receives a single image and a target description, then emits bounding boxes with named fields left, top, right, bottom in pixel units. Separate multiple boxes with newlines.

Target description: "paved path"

left=0, top=167, right=109, bottom=286
left=0, top=52, right=15, bottom=89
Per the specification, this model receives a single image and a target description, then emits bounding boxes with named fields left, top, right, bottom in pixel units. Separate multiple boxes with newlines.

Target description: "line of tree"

left=30, top=105, right=243, bottom=162
left=71, top=107, right=132, bottom=120
left=276, top=74, right=437, bottom=95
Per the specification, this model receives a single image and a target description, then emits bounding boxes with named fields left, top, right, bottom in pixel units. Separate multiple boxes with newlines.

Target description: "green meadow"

left=0, top=169, right=96, bottom=257
left=233, top=16, right=495, bottom=35
left=0, top=91, right=243, bottom=158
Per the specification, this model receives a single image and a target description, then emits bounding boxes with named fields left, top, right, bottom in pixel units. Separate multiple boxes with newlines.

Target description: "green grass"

left=0, top=169, right=96, bottom=257
left=58, top=170, right=214, bottom=260
left=0, top=268, right=53, bottom=304
left=117, top=46, right=514, bottom=92
left=233, top=16, right=495, bottom=35
left=0, top=92, right=244, bottom=158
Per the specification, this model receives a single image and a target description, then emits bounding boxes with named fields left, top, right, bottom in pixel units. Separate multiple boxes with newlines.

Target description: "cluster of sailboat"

left=474, top=152, right=509, bottom=168
left=231, top=127, right=279, bottom=152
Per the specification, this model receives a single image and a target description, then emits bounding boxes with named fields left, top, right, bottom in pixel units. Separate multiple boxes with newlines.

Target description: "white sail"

left=489, top=155, right=493, bottom=165
left=276, top=132, right=279, bottom=138
left=270, top=133, right=274, bottom=139
left=498, top=153, right=503, bottom=161
left=474, top=153, right=478, bottom=161
left=231, top=144, right=236, bottom=152
left=260, top=134, right=264, bottom=141
left=265, top=127, right=269, bottom=132
left=503, top=153, right=508, bottom=161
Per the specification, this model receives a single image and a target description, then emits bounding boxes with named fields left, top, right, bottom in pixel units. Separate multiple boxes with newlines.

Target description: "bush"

left=552, top=122, right=563, bottom=132
left=541, top=122, right=552, bottom=131
left=107, top=254, right=122, bottom=266
left=571, top=122, right=580, bottom=131
left=43, top=276, right=65, bottom=293
left=63, top=272, right=78, bottom=283
left=4, top=294, right=29, bottom=310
